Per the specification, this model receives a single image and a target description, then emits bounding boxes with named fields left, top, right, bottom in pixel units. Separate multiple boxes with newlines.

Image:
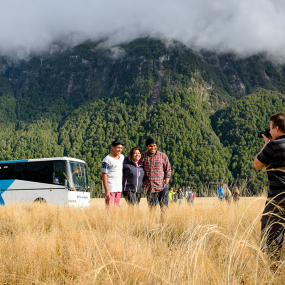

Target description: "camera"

left=258, top=127, right=272, bottom=139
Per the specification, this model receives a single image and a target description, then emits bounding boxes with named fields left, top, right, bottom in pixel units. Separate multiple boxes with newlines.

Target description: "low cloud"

left=108, top=47, right=126, bottom=59
left=2, top=0, right=285, bottom=61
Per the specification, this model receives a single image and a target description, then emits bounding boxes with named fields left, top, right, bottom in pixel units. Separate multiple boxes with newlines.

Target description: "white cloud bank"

left=2, top=0, right=285, bottom=60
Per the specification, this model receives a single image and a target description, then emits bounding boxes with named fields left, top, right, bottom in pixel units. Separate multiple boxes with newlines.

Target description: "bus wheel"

left=34, top=198, right=47, bottom=203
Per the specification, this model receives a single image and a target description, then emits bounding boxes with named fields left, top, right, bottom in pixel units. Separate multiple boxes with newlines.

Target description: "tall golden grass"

left=0, top=197, right=283, bottom=284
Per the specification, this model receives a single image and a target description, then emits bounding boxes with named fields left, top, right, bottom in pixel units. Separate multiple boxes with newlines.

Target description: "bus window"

left=54, top=161, right=66, bottom=185
left=15, top=162, right=27, bottom=180
left=69, top=161, right=88, bottom=190
left=27, top=161, right=53, bottom=184
left=0, top=163, right=15, bottom=180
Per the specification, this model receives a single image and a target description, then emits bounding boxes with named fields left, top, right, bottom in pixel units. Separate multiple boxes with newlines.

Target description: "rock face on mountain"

left=202, top=50, right=285, bottom=97
left=0, top=38, right=285, bottom=195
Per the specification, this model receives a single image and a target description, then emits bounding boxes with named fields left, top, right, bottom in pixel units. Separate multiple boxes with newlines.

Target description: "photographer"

left=254, top=113, right=285, bottom=262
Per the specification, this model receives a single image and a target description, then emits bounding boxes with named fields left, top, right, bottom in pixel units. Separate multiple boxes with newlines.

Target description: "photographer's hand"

left=262, top=134, right=271, bottom=145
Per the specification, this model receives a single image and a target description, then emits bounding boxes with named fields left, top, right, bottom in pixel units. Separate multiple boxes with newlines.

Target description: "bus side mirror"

left=64, top=179, right=67, bottom=186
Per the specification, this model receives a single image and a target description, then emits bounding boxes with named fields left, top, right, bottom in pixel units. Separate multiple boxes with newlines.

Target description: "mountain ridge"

left=0, top=38, right=284, bottom=196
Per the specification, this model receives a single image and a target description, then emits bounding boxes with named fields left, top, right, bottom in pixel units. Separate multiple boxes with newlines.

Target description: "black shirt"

left=257, top=135, right=285, bottom=199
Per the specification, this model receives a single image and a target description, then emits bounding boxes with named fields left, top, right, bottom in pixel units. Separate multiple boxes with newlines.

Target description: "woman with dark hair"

left=177, top=188, right=183, bottom=204
left=122, top=146, right=145, bottom=205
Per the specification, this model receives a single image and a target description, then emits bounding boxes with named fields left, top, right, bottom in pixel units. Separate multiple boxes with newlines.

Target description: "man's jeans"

left=146, top=186, right=168, bottom=209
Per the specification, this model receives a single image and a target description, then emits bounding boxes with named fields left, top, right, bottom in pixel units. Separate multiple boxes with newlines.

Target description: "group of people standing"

left=101, top=137, right=196, bottom=210
left=101, top=137, right=171, bottom=211
left=217, top=183, right=240, bottom=203
left=168, top=187, right=196, bottom=205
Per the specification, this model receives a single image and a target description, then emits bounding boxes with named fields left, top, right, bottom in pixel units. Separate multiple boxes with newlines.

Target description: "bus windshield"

left=68, top=161, right=89, bottom=191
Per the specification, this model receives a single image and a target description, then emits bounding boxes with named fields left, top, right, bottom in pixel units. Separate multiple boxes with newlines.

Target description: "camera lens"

left=258, top=131, right=265, bottom=138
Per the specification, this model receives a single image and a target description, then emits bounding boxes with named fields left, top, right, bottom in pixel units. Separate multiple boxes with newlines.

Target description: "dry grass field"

left=0, top=196, right=284, bottom=284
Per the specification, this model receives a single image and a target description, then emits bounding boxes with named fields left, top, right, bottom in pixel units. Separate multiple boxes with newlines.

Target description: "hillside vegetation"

left=0, top=38, right=285, bottom=195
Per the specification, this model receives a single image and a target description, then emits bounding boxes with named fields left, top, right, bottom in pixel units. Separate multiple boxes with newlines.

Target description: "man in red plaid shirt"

left=141, top=137, right=171, bottom=209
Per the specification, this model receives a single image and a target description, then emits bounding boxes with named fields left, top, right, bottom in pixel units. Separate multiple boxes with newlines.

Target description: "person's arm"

left=101, top=173, right=110, bottom=199
left=254, top=134, right=271, bottom=169
left=254, top=145, right=267, bottom=169
left=101, top=160, right=111, bottom=199
left=165, top=177, right=170, bottom=185
left=163, top=155, right=171, bottom=186
left=254, top=155, right=266, bottom=169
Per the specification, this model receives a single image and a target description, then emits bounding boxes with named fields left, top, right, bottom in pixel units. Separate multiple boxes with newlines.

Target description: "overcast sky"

left=2, top=0, right=285, bottom=60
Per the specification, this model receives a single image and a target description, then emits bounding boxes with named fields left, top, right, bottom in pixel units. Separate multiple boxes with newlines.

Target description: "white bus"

left=0, top=157, right=90, bottom=207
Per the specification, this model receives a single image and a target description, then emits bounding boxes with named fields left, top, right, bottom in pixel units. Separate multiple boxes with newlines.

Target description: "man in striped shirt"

left=254, top=113, right=285, bottom=262
left=141, top=137, right=171, bottom=210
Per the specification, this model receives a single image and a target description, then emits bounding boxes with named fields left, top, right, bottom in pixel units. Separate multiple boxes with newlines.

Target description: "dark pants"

left=123, top=191, right=141, bottom=205
left=146, top=186, right=168, bottom=209
left=261, top=221, right=285, bottom=261
left=261, top=199, right=285, bottom=261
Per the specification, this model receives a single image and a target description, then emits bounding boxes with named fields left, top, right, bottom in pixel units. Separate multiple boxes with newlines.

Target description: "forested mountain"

left=0, top=38, right=284, bottom=196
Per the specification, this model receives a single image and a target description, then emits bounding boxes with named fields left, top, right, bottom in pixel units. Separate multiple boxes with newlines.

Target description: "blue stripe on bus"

left=0, top=160, right=29, bottom=164
left=0, top=180, right=15, bottom=205
left=0, top=179, right=15, bottom=190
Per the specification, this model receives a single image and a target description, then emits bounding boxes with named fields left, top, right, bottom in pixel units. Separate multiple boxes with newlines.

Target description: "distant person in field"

left=177, top=188, right=183, bottom=204
left=173, top=190, right=178, bottom=202
left=168, top=187, right=175, bottom=203
left=191, top=190, right=196, bottom=205
left=233, top=187, right=240, bottom=203
left=101, top=140, right=124, bottom=207
left=254, top=112, right=285, bottom=263
left=217, top=184, right=224, bottom=201
left=224, top=185, right=232, bottom=203
left=186, top=187, right=193, bottom=204
left=122, top=146, right=145, bottom=205
left=141, top=137, right=171, bottom=211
